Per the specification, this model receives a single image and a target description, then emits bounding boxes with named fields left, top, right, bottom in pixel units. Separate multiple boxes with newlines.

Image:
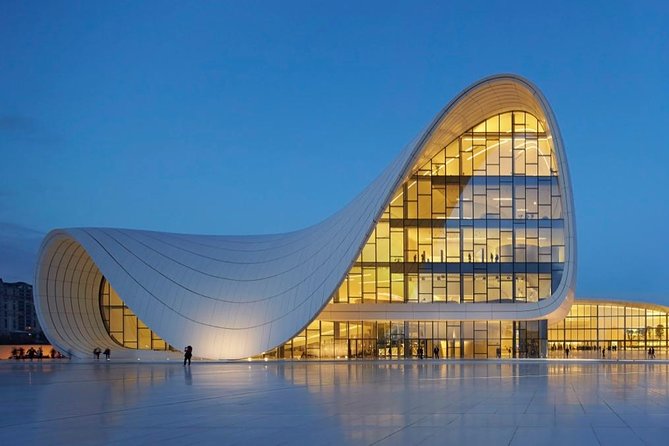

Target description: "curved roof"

left=34, top=74, right=577, bottom=359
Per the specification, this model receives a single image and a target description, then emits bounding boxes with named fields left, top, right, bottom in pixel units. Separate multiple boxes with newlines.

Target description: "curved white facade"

left=34, top=74, right=576, bottom=360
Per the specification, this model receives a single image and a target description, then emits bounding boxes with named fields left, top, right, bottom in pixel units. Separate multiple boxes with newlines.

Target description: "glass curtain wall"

left=333, top=111, right=564, bottom=306
left=548, top=302, right=668, bottom=359
left=266, top=319, right=546, bottom=360
left=268, top=111, right=562, bottom=360
left=99, top=277, right=171, bottom=351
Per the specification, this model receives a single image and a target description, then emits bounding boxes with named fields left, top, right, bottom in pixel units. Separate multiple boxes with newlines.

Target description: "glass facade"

left=99, top=277, right=172, bottom=351
left=548, top=302, right=668, bottom=358
left=258, top=302, right=668, bottom=360
left=332, top=111, right=564, bottom=305
left=99, top=111, right=667, bottom=362
left=269, top=320, right=546, bottom=360
left=267, top=111, right=563, bottom=360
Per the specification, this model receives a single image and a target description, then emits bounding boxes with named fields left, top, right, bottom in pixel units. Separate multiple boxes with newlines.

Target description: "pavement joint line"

left=367, top=416, right=424, bottom=446
left=590, top=425, right=604, bottom=446
left=601, top=399, right=646, bottom=444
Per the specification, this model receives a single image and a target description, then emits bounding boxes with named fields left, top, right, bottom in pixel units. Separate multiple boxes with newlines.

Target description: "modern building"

left=0, top=278, right=44, bottom=343
left=32, top=74, right=663, bottom=360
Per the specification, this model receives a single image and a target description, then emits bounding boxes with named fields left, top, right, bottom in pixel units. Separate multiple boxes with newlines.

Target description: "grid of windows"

left=334, top=111, right=565, bottom=305
left=548, top=303, right=668, bottom=357
left=268, top=111, right=564, bottom=360
left=267, top=319, right=546, bottom=360
left=99, top=278, right=171, bottom=351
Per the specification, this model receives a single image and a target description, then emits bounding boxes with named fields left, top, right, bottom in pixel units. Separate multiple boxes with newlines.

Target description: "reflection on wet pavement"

left=1, top=361, right=668, bottom=445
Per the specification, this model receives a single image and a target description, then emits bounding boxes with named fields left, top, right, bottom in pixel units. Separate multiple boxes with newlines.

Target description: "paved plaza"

left=1, top=360, right=668, bottom=445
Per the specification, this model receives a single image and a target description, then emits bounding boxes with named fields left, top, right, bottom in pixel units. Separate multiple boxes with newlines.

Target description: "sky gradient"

left=1, top=1, right=668, bottom=303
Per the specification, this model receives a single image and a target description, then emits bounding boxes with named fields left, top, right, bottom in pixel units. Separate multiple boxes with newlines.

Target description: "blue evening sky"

left=1, top=1, right=668, bottom=302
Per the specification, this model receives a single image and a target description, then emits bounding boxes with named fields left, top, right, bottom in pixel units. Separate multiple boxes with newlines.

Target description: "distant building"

left=0, top=278, right=44, bottom=343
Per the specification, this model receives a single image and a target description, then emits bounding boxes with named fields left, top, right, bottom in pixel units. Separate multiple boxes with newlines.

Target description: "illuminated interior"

left=331, top=111, right=563, bottom=305
left=548, top=301, right=668, bottom=357
left=266, top=300, right=669, bottom=360
left=269, top=111, right=565, bottom=358
left=271, top=319, right=544, bottom=360
left=99, top=277, right=172, bottom=351
left=88, top=110, right=662, bottom=361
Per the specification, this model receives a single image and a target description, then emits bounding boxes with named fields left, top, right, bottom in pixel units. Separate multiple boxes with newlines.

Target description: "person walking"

left=433, top=345, right=440, bottom=359
left=103, top=348, right=110, bottom=360
left=184, top=345, right=193, bottom=366
left=93, top=347, right=101, bottom=360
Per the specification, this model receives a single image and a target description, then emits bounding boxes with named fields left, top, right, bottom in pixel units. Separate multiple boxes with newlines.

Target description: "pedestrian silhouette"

left=184, top=345, right=193, bottom=366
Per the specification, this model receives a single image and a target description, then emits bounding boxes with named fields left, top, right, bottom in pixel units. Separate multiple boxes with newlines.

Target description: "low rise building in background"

left=0, top=278, right=45, bottom=344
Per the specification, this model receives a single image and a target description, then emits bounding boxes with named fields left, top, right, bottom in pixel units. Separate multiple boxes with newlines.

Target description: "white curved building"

left=34, top=74, right=577, bottom=360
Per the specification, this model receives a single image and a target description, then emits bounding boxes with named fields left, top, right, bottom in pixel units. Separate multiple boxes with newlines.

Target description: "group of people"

left=89, top=346, right=192, bottom=363
left=92, top=347, right=111, bottom=360
left=415, top=345, right=441, bottom=359
left=648, top=347, right=657, bottom=359
left=10, top=347, right=61, bottom=360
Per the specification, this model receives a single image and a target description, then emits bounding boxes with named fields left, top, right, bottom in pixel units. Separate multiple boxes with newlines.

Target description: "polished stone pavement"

left=1, top=360, right=668, bottom=445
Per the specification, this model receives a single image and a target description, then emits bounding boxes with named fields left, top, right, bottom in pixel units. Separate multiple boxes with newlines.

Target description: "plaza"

left=1, top=360, right=668, bottom=445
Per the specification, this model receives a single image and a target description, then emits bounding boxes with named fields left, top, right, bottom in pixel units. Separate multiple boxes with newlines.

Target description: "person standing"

left=433, top=345, right=440, bottom=359
left=184, top=345, right=193, bottom=366
left=93, top=347, right=101, bottom=360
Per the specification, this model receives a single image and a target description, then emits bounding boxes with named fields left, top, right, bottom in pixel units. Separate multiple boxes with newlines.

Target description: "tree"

left=656, top=324, right=665, bottom=341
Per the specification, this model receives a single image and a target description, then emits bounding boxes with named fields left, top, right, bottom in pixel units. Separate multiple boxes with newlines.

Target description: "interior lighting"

left=466, top=140, right=503, bottom=161
left=390, top=192, right=403, bottom=204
